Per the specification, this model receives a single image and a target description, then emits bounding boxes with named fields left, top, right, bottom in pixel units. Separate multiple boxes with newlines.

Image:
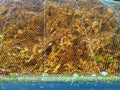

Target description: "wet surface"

left=0, top=81, right=120, bottom=90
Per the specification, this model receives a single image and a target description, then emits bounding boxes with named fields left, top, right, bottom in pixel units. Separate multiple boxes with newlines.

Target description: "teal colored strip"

left=0, top=76, right=120, bottom=82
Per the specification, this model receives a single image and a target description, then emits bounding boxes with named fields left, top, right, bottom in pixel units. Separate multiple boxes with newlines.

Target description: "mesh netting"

left=0, top=0, right=120, bottom=76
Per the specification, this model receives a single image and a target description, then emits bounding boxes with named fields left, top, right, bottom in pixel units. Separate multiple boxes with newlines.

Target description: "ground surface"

left=0, top=0, right=120, bottom=76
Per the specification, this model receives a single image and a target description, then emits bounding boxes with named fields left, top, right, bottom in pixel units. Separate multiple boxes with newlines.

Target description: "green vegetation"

left=107, top=56, right=114, bottom=63
left=10, top=73, right=18, bottom=78
left=93, top=55, right=101, bottom=62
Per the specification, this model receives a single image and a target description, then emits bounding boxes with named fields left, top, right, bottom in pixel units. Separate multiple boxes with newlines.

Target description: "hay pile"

left=0, top=0, right=119, bottom=76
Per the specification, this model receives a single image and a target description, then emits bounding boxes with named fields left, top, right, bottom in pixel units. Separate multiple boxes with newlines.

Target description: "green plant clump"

left=93, top=55, right=101, bottom=62
left=10, top=73, right=18, bottom=78
left=107, top=56, right=114, bottom=63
